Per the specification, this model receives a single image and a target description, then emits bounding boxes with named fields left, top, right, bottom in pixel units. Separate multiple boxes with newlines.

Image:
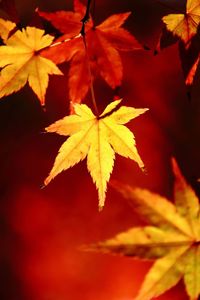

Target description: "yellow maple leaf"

left=44, top=99, right=148, bottom=209
left=92, top=158, right=200, bottom=299
left=0, top=18, right=16, bottom=42
left=0, top=18, right=63, bottom=105
left=162, top=0, right=200, bottom=45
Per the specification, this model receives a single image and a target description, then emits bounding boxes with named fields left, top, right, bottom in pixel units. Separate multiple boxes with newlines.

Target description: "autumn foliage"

left=1, top=0, right=200, bottom=300
left=93, top=159, right=200, bottom=299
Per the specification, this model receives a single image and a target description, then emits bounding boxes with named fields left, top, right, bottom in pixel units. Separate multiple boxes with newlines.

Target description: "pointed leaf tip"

left=171, top=157, right=186, bottom=186
left=98, top=205, right=104, bottom=212
left=171, top=157, right=180, bottom=175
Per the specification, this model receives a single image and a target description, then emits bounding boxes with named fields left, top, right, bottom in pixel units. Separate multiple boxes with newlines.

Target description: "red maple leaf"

left=38, top=0, right=142, bottom=105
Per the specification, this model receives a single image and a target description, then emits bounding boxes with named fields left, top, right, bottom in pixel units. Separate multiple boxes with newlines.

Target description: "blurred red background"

left=0, top=0, right=199, bottom=299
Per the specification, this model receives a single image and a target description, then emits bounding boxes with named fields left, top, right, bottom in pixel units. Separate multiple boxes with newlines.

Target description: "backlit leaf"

left=92, top=159, right=200, bottom=299
left=38, top=0, right=142, bottom=104
left=44, top=100, right=148, bottom=209
left=0, top=18, right=16, bottom=42
left=0, top=20, right=63, bottom=105
left=162, top=0, right=200, bottom=45
left=158, top=0, right=200, bottom=85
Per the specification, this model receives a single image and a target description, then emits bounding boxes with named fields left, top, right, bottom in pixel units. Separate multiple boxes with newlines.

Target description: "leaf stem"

left=81, top=0, right=99, bottom=115
left=83, top=36, right=99, bottom=116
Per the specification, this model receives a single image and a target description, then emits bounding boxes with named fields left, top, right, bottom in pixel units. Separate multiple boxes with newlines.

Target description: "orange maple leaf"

left=38, top=0, right=142, bottom=105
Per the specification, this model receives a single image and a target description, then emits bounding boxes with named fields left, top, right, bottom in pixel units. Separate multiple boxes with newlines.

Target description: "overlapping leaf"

left=38, top=0, right=142, bottom=104
left=0, top=18, right=63, bottom=105
left=158, top=0, right=200, bottom=86
left=163, top=0, right=200, bottom=45
left=44, top=99, right=148, bottom=209
left=92, top=159, right=200, bottom=299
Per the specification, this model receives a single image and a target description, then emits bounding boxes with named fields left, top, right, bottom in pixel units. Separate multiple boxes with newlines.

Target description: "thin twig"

left=80, top=0, right=92, bottom=36
left=37, top=0, right=98, bottom=114
left=35, top=0, right=183, bottom=56
left=37, top=0, right=93, bottom=54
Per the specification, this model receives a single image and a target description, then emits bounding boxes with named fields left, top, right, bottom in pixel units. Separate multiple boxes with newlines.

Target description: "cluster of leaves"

left=1, top=0, right=200, bottom=299
left=0, top=0, right=148, bottom=208
left=0, top=0, right=142, bottom=106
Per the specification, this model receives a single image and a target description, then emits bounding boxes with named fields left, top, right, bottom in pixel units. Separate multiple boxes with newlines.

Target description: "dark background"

left=0, top=0, right=199, bottom=299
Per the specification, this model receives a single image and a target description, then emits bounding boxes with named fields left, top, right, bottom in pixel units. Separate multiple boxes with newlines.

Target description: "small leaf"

left=0, top=21, right=63, bottom=105
left=157, top=0, right=200, bottom=85
left=162, top=0, right=200, bottom=46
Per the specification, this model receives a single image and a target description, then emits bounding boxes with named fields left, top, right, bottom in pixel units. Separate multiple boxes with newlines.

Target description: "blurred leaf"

left=92, top=158, right=200, bottom=299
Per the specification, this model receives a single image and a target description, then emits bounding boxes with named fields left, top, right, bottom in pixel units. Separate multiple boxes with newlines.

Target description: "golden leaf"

left=0, top=18, right=16, bottom=42
left=0, top=19, right=63, bottom=105
left=92, top=159, right=200, bottom=299
left=44, top=99, right=148, bottom=209
left=162, top=0, right=200, bottom=45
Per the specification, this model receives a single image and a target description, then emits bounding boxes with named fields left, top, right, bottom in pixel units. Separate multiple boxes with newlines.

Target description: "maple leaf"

left=38, top=0, right=142, bottom=105
left=91, top=158, right=200, bottom=299
left=157, top=0, right=200, bottom=86
left=44, top=99, right=148, bottom=209
left=0, top=18, right=63, bottom=106
left=162, top=0, right=200, bottom=46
